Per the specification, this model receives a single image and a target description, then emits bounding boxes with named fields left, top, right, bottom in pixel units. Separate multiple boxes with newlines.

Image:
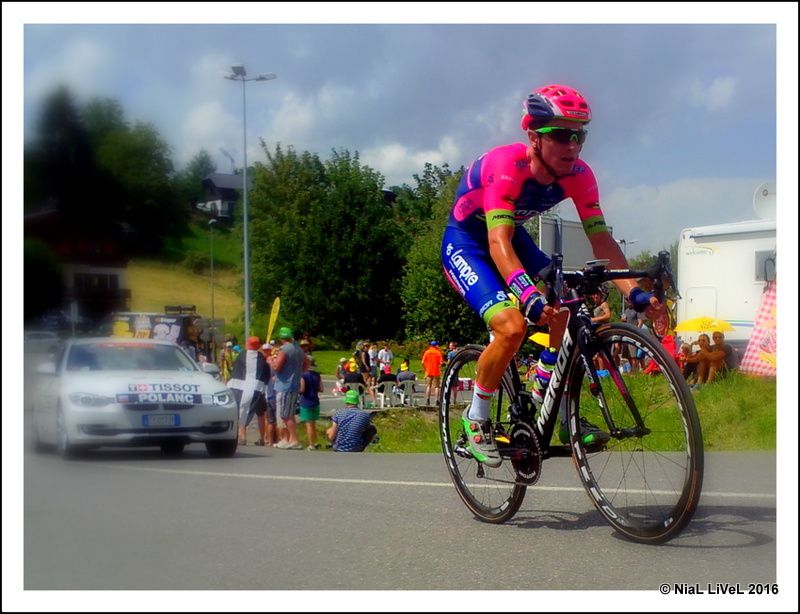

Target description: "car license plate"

left=143, top=414, right=180, bottom=427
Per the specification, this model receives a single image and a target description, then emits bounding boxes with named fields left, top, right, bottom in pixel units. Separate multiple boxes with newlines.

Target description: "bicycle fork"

left=578, top=329, right=650, bottom=440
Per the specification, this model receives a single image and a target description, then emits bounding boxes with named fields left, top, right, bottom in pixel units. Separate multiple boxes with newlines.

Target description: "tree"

left=249, top=144, right=405, bottom=344
left=400, top=169, right=489, bottom=345
left=83, top=97, right=128, bottom=146
left=26, top=86, right=96, bottom=219
left=177, top=149, right=217, bottom=208
left=95, top=120, right=186, bottom=250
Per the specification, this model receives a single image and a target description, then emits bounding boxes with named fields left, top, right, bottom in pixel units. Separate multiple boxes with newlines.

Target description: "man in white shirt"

left=377, top=343, right=394, bottom=373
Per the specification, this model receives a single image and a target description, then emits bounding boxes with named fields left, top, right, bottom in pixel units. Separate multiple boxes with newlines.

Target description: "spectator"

left=619, top=298, right=643, bottom=372
left=445, top=341, right=460, bottom=402
left=354, top=342, right=372, bottom=386
left=642, top=332, right=678, bottom=375
left=710, top=331, right=740, bottom=379
left=589, top=291, right=612, bottom=325
left=683, top=333, right=722, bottom=386
left=218, top=341, right=235, bottom=383
left=299, top=332, right=314, bottom=354
left=298, top=356, right=324, bottom=450
left=367, top=342, right=379, bottom=383
left=376, top=364, right=398, bottom=396
left=227, top=336, right=271, bottom=446
left=268, top=327, right=304, bottom=450
left=261, top=343, right=279, bottom=446
left=326, top=390, right=378, bottom=452
left=589, top=292, right=612, bottom=370
left=446, top=341, right=459, bottom=363
left=343, top=361, right=375, bottom=406
left=333, top=357, right=348, bottom=396
left=422, top=340, right=444, bottom=405
left=377, top=343, right=394, bottom=374
left=677, top=343, right=698, bottom=385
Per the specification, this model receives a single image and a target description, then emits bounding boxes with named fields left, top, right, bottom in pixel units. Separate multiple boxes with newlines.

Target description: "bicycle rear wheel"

left=567, top=323, right=704, bottom=543
left=439, top=345, right=526, bottom=523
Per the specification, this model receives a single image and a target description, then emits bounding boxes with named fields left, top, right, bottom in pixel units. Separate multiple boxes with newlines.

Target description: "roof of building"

left=201, top=173, right=254, bottom=191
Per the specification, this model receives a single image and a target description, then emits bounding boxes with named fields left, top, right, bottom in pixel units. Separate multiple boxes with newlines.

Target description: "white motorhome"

left=676, top=218, right=776, bottom=349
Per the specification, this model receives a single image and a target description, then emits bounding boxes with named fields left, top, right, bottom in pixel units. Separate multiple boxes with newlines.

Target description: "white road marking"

left=96, top=463, right=775, bottom=500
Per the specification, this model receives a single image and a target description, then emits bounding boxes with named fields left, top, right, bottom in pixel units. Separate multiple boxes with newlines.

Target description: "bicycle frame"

left=498, top=253, right=667, bottom=453
left=499, top=302, right=588, bottom=456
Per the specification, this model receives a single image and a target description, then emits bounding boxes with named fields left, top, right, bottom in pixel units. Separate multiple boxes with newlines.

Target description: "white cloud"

left=267, top=91, right=315, bottom=145
left=179, top=100, right=240, bottom=168
left=689, top=77, right=737, bottom=111
left=25, top=38, right=112, bottom=103
left=599, top=177, right=763, bottom=255
left=362, top=136, right=461, bottom=186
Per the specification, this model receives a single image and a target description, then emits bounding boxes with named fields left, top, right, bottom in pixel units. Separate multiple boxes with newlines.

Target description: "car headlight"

left=212, top=391, right=234, bottom=406
left=68, top=392, right=115, bottom=407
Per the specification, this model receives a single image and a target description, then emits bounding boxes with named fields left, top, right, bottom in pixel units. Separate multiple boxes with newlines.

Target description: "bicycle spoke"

left=439, top=346, right=527, bottom=523
left=568, top=325, right=703, bottom=543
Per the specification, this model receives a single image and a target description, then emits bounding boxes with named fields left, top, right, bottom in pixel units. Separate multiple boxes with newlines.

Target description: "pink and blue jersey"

left=442, top=142, right=608, bottom=324
left=448, top=142, right=607, bottom=238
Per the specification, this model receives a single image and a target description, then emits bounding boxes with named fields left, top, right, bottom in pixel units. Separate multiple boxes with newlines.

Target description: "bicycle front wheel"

left=439, top=345, right=526, bottom=523
left=567, top=323, right=704, bottom=543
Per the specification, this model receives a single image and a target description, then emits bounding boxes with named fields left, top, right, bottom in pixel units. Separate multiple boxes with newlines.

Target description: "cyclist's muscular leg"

left=467, top=307, right=526, bottom=421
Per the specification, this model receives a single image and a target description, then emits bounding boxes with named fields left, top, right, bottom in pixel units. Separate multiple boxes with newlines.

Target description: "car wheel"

left=56, top=407, right=83, bottom=459
left=160, top=441, right=186, bottom=456
left=206, top=439, right=238, bottom=458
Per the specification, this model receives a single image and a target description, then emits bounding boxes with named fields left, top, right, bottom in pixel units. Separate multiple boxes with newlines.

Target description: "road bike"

left=439, top=251, right=703, bottom=544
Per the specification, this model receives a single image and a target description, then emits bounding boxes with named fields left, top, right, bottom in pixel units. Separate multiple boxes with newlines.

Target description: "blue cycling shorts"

left=441, top=225, right=551, bottom=325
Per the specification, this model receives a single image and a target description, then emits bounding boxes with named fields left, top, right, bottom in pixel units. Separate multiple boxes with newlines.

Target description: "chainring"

left=508, top=422, right=543, bottom=485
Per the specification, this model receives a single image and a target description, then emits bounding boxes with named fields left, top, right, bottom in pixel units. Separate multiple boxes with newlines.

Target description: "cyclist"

left=441, top=83, right=660, bottom=467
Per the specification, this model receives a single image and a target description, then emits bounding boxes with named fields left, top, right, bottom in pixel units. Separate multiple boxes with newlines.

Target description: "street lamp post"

left=208, top=218, right=217, bottom=362
left=225, top=64, right=277, bottom=338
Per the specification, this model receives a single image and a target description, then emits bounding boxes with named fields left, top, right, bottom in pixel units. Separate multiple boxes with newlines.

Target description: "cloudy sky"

left=9, top=4, right=797, bottom=258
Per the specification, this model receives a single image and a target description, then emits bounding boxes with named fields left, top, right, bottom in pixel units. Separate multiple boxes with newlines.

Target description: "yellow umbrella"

left=674, top=316, right=735, bottom=333
left=528, top=332, right=550, bottom=347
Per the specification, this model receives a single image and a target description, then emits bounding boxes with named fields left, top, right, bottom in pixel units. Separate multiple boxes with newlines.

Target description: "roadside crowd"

left=523, top=292, right=740, bottom=389
left=216, top=331, right=459, bottom=453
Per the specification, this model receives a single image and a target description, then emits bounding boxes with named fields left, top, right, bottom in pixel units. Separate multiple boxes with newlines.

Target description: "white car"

left=32, top=337, right=239, bottom=458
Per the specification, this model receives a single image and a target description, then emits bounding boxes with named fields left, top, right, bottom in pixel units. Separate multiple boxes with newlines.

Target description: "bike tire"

left=566, top=323, right=704, bottom=543
left=439, top=345, right=527, bottom=523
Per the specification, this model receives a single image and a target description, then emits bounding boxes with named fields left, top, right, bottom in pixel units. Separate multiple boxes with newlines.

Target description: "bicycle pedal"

left=454, top=444, right=473, bottom=459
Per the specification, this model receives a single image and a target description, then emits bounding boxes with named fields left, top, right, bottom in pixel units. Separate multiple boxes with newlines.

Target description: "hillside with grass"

left=127, top=260, right=243, bottom=324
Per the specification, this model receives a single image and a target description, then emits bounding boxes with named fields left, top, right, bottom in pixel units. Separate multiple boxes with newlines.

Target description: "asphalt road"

left=16, top=353, right=788, bottom=609
left=23, top=443, right=777, bottom=591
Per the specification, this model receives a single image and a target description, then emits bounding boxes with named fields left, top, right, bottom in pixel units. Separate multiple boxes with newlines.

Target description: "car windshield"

left=65, top=343, right=198, bottom=372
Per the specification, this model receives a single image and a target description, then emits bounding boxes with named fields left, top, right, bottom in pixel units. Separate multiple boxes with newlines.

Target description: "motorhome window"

left=755, top=250, right=776, bottom=282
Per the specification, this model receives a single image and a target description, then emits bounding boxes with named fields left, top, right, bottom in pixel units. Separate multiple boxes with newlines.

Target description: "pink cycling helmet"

left=520, top=84, right=592, bottom=131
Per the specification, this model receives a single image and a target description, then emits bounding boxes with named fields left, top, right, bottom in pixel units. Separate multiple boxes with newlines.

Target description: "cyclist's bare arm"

left=488, top=224, right=559, bottom=325
left=588, top=230, right=662, bottom=313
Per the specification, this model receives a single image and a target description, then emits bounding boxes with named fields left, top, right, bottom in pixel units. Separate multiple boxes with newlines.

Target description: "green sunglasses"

left=534, top=126, right=588, bottom=145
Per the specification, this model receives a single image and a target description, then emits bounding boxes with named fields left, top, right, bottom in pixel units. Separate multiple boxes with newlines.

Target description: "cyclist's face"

left=530, top=119, right=585, bottom=175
